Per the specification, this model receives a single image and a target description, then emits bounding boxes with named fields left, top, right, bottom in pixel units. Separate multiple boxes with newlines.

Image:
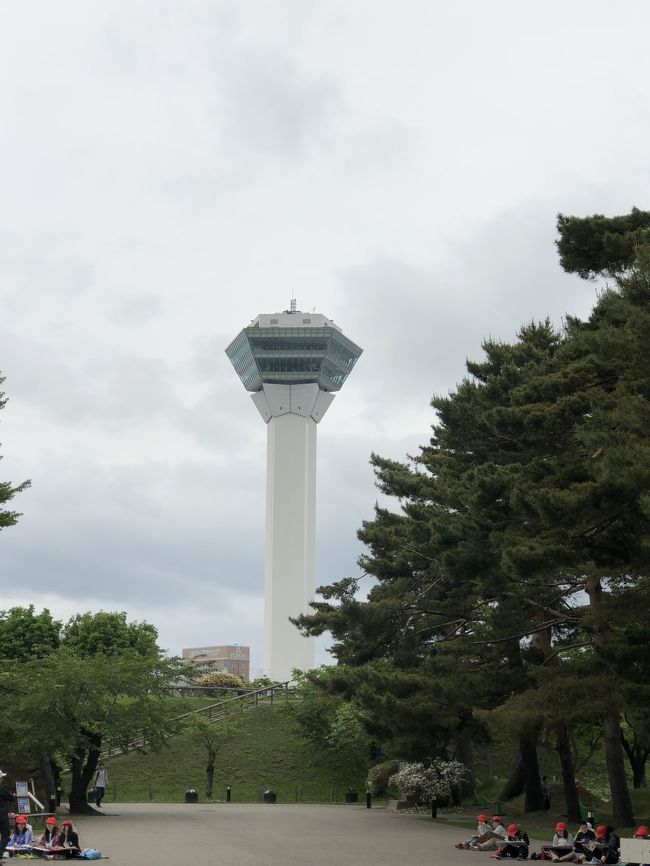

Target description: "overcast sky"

left=1, top=1, right=648, bottom=674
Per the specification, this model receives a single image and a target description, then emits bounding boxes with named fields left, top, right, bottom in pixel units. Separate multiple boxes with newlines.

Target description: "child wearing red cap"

left=544, top=823, right=575, bottom=861
left=475, top=816, right=509, bottom=851
left=455, top=814, right=492, bottom=849
left=31, top=816, right=64, bottom=858
left=496, top=823, right=530, bottom=860
left=59, top=819, right=81, bottom=859
left=6, top=815, right=33, bottom=853
left=588, top=825, right=620, bottom=864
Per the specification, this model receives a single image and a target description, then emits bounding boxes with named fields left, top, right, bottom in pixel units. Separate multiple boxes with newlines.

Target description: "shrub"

left=388, top=760, right=469, bottom=805
left=367, top=760, right=400, bottom=796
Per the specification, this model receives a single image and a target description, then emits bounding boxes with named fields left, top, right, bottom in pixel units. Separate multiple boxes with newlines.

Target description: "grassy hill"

left=103, top=693, right=650, bottom=826
left=104, top=699, right=368, bottom=804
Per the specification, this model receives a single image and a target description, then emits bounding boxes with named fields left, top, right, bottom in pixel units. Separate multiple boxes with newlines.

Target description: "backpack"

left=76, top=849, right=102, bottom=860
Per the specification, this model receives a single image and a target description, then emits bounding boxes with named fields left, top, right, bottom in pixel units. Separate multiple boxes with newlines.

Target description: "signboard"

left=15, top=782, right=30, bottom=813
left=620, top=839, right=650, bottom=864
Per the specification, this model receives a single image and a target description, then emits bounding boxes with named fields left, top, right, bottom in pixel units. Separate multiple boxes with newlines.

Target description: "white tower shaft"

left=265, top=413, right=316, bottom=680
left=251, top=383, right=334, bottom=682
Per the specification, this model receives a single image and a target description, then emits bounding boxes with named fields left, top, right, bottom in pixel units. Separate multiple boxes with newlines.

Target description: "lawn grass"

left=105, top=700, right=368, bottom=804
left=104, top=694, right=649, bottom=824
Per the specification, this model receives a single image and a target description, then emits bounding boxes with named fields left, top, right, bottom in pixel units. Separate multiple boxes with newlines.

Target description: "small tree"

left=187, top=715, right=233, bottom=799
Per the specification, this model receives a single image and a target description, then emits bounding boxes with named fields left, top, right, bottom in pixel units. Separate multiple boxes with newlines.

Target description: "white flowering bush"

left=388, top=760, right=469, bottom=804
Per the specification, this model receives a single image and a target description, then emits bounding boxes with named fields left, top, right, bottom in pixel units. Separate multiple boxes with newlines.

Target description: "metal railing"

left=99, top=681, right=292, bottom=760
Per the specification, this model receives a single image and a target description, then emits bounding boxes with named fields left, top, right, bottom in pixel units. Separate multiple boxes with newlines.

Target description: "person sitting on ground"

left=474, top=815, right=508, bottom=851
left=570, top=822, right=597, bottom=860
left=456, top=814, right=492, bottom=849
left=497, top=823, right=530, bottom=860
left=59, top=819, right=81, bottom=859
left=548, top=822, right=596, bottom=863
left=32, top=816, right=64, bottom=858
left=5, top=815, right=33, bottom=855
left=589, top=825, right=619, bottom=865
left=544, top=823, right=575, bottom=861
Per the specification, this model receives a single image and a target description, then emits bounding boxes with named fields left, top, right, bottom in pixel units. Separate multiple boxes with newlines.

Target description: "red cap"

left=15, top=815, right=27, bottom=824
left=634, top=826, right=649, bottom=838
left=595, top=826, right=607, bottom=839
left=45, top=817, right=57, bottom=825
left=508, top=824, right=518, bottom=835
left=62, top=819, right=72, bottom=826
left=492, top=815, right=501, bottom=822
left=477, top=814, right=488, bottom=822
left=556, top=823, right=566, bottom=831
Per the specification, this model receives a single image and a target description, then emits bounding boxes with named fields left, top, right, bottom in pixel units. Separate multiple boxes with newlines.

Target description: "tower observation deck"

left=226, top=304, right=362, bottom=681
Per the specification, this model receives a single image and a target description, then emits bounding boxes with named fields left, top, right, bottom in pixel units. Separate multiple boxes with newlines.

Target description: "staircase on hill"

left=100, top=681, right=292, bottom=761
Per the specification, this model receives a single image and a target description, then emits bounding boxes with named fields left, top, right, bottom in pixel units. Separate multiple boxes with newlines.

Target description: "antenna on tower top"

left=289, top=296, right=297, bottom=313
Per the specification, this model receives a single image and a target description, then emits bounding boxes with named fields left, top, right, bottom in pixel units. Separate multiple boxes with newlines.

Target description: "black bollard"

left=226, top=786, right=231, bottom=803
left=431, top=799, right=438, bottom=819
left=48, top=795, right=57, bottom=815
left=366, top=791, right=372, bottom=809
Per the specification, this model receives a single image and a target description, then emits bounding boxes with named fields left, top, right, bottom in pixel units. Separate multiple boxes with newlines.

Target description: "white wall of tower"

left=264, top=410, right=317, bottom=682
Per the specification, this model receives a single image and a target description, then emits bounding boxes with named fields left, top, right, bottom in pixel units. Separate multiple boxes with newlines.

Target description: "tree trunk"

left=585, top=577, right=635, bottom=827
left=621, top=734, right=648, bottom=789
left=603, top=711, right=635, bottom=826
left=206, top=761, right=215, bottom=799
left=39, top=752, right=56, bottom=805
left=531, top=615, right=580, bottom=821
left=520, top=730, right=545, bottom=812
left=499, top=755, right=525, bottom=802
left=454, top=719, right=475, bottom=801
left=556, top=721, right=581, bottom=822
left=68, top=732, right=103, bottom=814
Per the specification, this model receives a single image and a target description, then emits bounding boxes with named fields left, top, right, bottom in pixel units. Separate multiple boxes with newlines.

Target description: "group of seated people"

left=455, top=814, right=650, bottom=864
left=6, top=815, right=81, bottom=859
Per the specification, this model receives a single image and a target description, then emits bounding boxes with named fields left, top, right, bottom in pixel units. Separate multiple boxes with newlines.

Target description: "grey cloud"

left=111, top=291, right=163, bottom=325
left=1, top=455, right=265, bottom=607
left=216, top=49, right=339, bottom=157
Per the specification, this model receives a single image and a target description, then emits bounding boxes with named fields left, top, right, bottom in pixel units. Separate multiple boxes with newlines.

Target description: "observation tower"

left=226, top=301, right=362, bottom=681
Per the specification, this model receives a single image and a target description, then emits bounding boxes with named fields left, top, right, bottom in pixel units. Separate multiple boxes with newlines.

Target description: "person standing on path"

left=93, top=764, right=109, bottom=808
left=0, top=769, right=16, bottom=859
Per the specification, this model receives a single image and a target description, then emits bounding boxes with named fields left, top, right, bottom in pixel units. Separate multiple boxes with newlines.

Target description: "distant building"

left=181, top=645, right=250, bottom=681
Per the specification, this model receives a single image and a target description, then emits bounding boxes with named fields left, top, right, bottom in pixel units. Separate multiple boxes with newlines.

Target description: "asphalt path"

left=68, top=802, right=543, bottom=866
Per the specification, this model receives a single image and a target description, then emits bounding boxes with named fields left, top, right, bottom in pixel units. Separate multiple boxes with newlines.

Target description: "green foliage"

left=0, top=606, right=185, bottom=810
left=557, top=208, right=650, bottom=278
left=63, top=611, right=159, bottom=657
left=326, top=702, right=372, bottom=775
left=288, top=669, right=372, bottom=775
left=0, top=606, right=61, bottom=661
left=295, top=209, right=650, bottom=825
left=0, top=373, right=30, bottom=531
left=367, top=759, right=399, bottom=795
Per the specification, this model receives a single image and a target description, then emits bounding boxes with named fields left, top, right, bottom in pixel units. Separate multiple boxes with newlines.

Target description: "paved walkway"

left=69, top=802, right=507, bottom=866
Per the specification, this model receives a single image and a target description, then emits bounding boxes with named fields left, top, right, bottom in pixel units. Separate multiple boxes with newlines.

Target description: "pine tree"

left=0, top=373, right=30, bottom=530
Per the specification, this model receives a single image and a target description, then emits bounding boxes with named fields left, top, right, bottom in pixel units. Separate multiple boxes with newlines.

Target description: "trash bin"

left=263, top=790, right=277, bottom=804
left=345, top=790, right=358, bottom=803
left=185, top=789, right=198, bottom=803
